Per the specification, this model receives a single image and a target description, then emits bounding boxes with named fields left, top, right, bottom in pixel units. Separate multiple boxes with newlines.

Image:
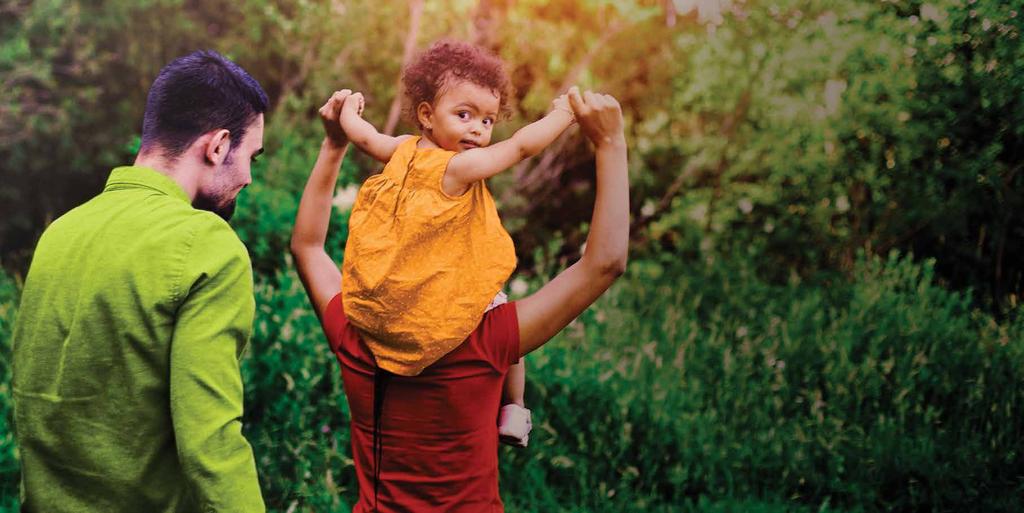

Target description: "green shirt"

left=12, top=166, right=265, bottom=512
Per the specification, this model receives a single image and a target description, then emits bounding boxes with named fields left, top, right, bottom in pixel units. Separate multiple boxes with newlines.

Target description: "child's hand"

left=319, top=89, right=352, bottom=148
left=342, top=92, right=366, bottom=118
left=551, top=93, right=574, bottom=122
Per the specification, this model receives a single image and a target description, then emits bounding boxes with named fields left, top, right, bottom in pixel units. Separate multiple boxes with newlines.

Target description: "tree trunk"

left=383, top=0, right=424, bottom=135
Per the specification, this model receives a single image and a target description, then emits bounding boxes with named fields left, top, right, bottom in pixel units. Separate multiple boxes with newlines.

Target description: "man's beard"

left=194, top=156, right=239, bottom=221
left=193, top=190, right=236, bottom=221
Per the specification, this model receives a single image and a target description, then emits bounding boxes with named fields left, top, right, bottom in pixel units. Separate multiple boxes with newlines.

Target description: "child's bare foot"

left=498, top=403, right=532, bottom=448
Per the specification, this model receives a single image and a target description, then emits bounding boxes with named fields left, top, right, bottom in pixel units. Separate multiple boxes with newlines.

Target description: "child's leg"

left=499, top=358, right=531, bottom=447
left=503, top=358, right=526, bottom=406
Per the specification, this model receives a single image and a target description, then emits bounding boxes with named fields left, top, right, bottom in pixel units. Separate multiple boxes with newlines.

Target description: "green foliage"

left=242, top=267, right=356, bottom=512
left=2, top=0, right=1024, bottom=510
left=232, top=119, right=358, bottom=278
left=2, top=0, right=1020, bottom=310
left=0, top=243, right=1021, bottom=510
left=0, top=273, right=17, bottom=510
left=498, top=251, right=1023, bottom=512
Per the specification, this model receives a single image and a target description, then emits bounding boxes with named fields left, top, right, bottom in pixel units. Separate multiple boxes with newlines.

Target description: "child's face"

left=422, top=80, right=500, bottom=153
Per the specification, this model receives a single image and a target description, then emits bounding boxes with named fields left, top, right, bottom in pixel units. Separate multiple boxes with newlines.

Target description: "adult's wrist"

left=322, top=136, right=349, bottom=152
left=593, top=133, right=627, bottom=151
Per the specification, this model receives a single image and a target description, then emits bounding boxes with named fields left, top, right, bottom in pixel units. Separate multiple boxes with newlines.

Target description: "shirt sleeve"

left=322, top=293, right=346, bottom=353
left=479, top=302, right=521, bottom=370
left=169, top=217, right=265, bottom=512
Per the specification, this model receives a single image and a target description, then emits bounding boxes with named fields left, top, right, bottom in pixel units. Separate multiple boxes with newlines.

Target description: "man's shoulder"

left=185, top=210, right=245, bottom=249
left=47, top=193, right=249, bottom=267
left=178, top=213, right=251, bottom=281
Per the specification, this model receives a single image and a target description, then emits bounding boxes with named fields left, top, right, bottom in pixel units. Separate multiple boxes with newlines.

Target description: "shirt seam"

left=171, top=215, right=202, bottom=304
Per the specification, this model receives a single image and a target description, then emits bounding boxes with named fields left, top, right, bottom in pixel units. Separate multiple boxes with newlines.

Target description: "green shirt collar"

left=105, top=165, right=191, bottom=204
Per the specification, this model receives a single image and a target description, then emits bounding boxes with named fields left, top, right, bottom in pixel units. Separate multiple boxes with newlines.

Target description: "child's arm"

left=291, top=91, right=351, bottom=321
left=503, top=359, right=526, bottom=406
left=340, top=92, right=411, bottom=164
left=444, top=94, right=575, bottom=190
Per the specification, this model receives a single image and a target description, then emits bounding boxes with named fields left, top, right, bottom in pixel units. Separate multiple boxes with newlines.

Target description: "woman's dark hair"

left=402, top=39, right=513, bottom=129
left=140, top=50, right=268, bottom=159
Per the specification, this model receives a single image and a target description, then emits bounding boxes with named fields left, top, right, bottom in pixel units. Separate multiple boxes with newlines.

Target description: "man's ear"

left=416, top=102, right=434, bottom=131
left=204, top=129, right=232, bottom=165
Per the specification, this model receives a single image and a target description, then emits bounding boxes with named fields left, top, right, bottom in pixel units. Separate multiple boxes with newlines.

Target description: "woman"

left=290, top=87, right=628, bottom=512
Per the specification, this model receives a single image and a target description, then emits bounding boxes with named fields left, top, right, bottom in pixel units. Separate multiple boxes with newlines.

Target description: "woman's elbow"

left=289, top=235, right=311, bottom=257
left=601, top=257, right=628, bottom=278
left=586, top=253, right=628, bottom=279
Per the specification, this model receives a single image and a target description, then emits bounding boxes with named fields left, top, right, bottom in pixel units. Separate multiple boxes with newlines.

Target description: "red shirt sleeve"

left=477, top=302, right=521, bottom=369
left=322, top=293, right=347, bottom=353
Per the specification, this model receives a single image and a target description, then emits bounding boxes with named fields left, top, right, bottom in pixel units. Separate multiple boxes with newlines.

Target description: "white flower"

left=824, top=79, right=847, bottom=116
left=674, top=0, right=730, bottom=26
left=332, top=184, right=359, bottom=212
left=738, top=198, right=753, bottom=214
left=835, top=195, right=850, bottom=213
left=641, top=200, right=656, bottom=218
left=920, top=4, right=946, bottom=23
left=510, top=278, right=529, bottom=297
left=688, top=204, right=708, bottom=224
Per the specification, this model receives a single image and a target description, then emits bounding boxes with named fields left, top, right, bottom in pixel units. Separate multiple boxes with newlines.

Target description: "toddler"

left=339, top=39, right=575, bottom=446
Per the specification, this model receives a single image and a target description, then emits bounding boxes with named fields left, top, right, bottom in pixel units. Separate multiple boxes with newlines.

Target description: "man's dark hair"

left=140, top=50, right=269, bottom=159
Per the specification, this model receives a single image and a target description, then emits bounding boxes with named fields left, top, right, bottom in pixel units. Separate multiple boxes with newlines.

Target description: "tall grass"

left=0, top=252, right=1020, bottom=512
left=499, top=252, right=1023, bottom=512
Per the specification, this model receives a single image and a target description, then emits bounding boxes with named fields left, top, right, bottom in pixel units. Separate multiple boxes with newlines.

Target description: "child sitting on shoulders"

left=339, top=39, right=576, bottom=446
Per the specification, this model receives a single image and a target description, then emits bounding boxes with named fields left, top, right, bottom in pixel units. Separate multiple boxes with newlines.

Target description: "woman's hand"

left=567, top=86, right=624, bottom=149
left=319, top=89, right=352, bottom=149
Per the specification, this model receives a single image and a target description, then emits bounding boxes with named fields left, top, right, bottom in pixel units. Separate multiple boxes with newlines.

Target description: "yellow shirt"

left=342, top=136, right=517, bottom=376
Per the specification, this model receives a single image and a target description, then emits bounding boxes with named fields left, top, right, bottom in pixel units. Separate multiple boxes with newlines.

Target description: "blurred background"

left=1, top=0, right=1023, bottom=511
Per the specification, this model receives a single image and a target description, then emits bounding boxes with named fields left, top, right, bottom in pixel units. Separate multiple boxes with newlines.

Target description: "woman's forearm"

left=291, top=139, right=348, bottom=250
left=582, top=136, right=629, bottom=274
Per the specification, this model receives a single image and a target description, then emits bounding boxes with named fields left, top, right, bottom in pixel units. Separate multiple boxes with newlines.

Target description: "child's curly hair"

left=402, top=39, right=514, bottom=129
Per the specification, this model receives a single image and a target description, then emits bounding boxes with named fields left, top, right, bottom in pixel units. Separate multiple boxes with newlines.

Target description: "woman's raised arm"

left=515, top=88, right=630, bottom=356
left=290, top=90, right=352, bottom=321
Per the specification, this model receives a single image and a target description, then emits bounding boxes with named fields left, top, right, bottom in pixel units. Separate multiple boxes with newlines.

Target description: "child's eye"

left=458, top=111, right=470, bottom=120
left=483, top=118, right=494, bottom=126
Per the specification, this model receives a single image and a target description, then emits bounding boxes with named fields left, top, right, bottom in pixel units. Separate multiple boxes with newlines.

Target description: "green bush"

left=0, top=273, right=18, bottom=510
left=1, top=248, right=1022, bottom=511
left=496, top=251, right=1023, bottom=512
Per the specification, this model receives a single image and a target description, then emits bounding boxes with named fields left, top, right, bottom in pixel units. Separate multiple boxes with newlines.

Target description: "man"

left=11, top=50, right=268, bottom=512
left=290, top=86, right=628, bottom=512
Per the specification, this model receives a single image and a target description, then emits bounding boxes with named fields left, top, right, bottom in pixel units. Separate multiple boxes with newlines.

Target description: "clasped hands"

left=316, top=86, right=623, bottom=150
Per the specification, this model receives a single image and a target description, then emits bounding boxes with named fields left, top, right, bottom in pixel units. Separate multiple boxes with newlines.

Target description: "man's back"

left=12, top=166, right=263, bottom=512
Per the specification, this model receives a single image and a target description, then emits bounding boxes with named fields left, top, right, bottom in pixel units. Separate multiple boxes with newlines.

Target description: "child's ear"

left=416, top=102, right=434, bottom=131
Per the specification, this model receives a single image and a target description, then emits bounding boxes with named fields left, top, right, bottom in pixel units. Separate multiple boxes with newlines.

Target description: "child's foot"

left=498, top=403, right=532, bottom=448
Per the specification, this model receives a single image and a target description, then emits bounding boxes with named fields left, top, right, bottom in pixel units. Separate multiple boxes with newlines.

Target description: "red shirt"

left=322, top=294, right=521, bottom=513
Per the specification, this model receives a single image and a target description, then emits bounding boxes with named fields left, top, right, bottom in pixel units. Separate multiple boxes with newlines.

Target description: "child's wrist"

left=552, top=107, right=576, bottom=124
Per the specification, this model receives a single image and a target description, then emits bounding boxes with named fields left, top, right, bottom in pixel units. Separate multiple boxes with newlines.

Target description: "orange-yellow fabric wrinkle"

left=342, top=136, right=517, bottom=376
